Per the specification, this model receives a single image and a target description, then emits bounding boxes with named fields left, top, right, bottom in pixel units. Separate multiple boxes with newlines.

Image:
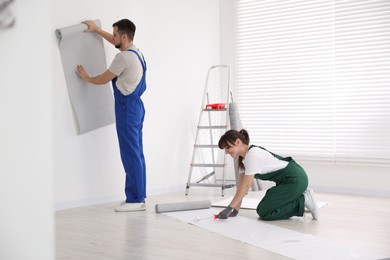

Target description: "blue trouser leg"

left=116, top=97, right=146, bottom=203
left=138, top=117, right=146, bottom=198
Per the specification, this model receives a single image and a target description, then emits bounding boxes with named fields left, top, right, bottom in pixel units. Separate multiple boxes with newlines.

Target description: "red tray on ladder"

left=205, top=103, right=226, bottom=110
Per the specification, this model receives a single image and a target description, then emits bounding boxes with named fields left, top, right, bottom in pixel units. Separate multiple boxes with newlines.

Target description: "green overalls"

left=250, top=145, right=308, bottom=221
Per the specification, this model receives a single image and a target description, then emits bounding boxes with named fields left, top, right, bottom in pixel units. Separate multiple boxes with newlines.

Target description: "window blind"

left=234, top=0, right=390, bottom=165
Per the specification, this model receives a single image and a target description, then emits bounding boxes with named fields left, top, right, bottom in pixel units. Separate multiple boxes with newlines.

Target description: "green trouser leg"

left=255, top=160, right=308, bottom=221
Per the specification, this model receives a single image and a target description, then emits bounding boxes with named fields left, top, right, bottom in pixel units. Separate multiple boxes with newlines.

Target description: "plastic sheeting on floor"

left=164, top=208, right=386, bottom=260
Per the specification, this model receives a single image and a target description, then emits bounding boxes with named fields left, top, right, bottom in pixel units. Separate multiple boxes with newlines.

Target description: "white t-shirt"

left=108, top=45, right=144, bottom=96
left=242, top=146, right=288, bottom=175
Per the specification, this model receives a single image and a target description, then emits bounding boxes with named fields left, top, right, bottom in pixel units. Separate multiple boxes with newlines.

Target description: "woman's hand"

left=217, top=206, right=239, bottom=219
left=218, top=206, right=234, bottom=219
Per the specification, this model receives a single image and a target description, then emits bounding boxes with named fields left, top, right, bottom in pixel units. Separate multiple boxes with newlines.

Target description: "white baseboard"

left=55, top=183, right=389, bottom=211
left=54, top=185, right=185, bottom=211
left=310, top=185, right=390, bottom=197
left=55, top=195, right=123, bottom=211
left=253, top=181, right=390, bottom=197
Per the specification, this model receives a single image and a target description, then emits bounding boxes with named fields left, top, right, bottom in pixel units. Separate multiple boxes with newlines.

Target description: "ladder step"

left=186, top=65, right=232, bottom=196
left=191, top=163, right=225, bottom=167
left=194, top=144, right=219, bottom=148
left=186, top=183, right=235, bottom=188
left=198, top=125, right=227, bottom=129
left=203, top=108, right=227, bottom=112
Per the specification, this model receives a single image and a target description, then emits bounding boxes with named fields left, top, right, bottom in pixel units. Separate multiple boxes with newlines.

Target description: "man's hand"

left=218, top=206, right=238, bottom=219
left=82, top=20, right=99, bottom=33
left=76, top=65, right=90, bottom=82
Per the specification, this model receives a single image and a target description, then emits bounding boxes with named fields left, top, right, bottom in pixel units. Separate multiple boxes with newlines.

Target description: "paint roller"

left=155, top=200, right=211, bottom=213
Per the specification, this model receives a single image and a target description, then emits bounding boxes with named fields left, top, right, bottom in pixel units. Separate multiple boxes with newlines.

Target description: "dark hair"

left=113, top=19, right=136, bottom=40
left=218, top=129, right=250, bottom=170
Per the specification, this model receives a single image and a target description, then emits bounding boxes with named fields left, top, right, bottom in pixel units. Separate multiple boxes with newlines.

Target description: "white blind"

left=234, top=0, right=390, bottom=165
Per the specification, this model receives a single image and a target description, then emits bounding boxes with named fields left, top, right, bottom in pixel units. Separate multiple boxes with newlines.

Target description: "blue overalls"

left=112, top=49, right=147, bottom=203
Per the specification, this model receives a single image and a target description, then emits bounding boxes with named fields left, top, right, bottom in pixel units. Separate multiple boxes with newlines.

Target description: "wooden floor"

left=56, top=188, right=390, bottom=260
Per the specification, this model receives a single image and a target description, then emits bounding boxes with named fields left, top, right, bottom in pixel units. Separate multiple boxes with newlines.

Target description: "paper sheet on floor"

left=56, top=20, right=115, bottom=134
left=164, top=209, right=386, bottom=260
left=212, top=197, right=328, bottom=210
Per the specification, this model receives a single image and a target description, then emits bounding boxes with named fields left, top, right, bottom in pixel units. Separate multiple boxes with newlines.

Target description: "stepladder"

left=185, top=65, right=235, bottom=196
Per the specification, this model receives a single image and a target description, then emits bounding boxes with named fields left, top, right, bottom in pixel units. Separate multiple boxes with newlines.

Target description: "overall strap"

left=127, top=49, right=147, bottom=72
left=249, top=144, right=285, bottom=161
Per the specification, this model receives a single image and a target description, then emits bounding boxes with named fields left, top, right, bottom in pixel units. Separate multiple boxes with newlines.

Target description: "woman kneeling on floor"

left=217, top=129, right=319, bottom=221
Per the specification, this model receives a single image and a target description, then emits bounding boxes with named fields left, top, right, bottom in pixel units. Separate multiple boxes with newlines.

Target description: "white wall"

left=303, top=162, right=390, bottom=196
left=52, top=0, right=220, bottom=209
left=52, top=0, right=390, bottom=212
left=219, top=0, right=390, bottom=197
left=0, top=1, right=388, bottom=258
left=0, top=0, right=53, bottom=259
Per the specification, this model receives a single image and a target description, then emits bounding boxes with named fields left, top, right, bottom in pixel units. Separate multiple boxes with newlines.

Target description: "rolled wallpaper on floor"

left=56, top=20, right=115, bottom=135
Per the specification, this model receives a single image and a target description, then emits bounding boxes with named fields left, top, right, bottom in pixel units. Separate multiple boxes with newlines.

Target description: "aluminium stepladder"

left=185, top=65, right=235, bottom=196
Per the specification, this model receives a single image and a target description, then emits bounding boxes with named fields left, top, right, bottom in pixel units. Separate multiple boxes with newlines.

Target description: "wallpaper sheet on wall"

left=56, top=20, right=115, bottom=134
